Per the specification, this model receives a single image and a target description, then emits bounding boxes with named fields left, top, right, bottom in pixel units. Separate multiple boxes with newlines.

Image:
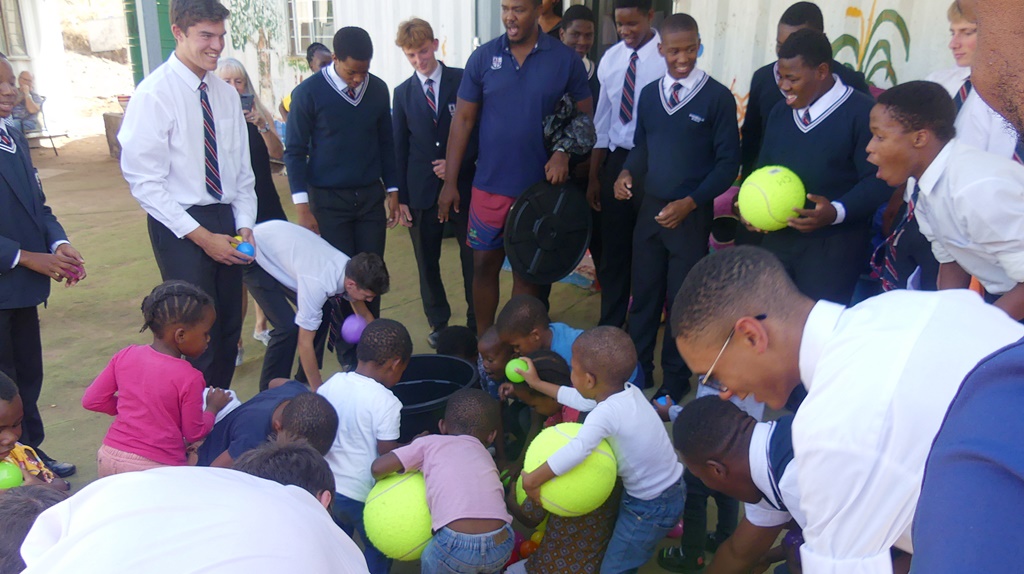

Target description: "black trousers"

left=148, top=205, right=243, bottom=389
left=597, top=148, right=645, bottom=327
left=680, top=469, right=740, bottom=557
left=629, top=196, right=709, bottom=400
left=891, top=207, right=939, bottom=291
left=0, top=306, right=45, bottom=449
left=309, top=183, right=387, bottom=317
left=762, top=225, right=872, bottom=305
left=409, top=202, right=475, bottom=331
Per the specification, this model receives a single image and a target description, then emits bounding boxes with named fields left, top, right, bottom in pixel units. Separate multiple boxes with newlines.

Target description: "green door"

left=123, top=0, right=176, bottom=86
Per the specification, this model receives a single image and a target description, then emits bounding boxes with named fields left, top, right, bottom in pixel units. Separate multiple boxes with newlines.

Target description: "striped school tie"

left=871, top=183, right=922, bottom=291
left=347, top=87, right=356, bottom=99
left=668, top=82, right=682, bottom=107
left=619, top=51, right=638, bottom=124
left=801, top=109, right=812, bottom=126
left=953, top=78, right=972, bottom=112
left=1014, top=138, right=1024, bottom=165
left=199, top=82, right=222, bottom=201
left=0, top=125, right=14, bottom=154
left=425, top=78, right=438, bottom=126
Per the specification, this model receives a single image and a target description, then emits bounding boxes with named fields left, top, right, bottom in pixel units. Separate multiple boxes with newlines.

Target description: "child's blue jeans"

left=600, top=476, right=686, bottom=574
left=331, top=492, right=392, bottom=574
left=420, top=524, right=515, bottom=574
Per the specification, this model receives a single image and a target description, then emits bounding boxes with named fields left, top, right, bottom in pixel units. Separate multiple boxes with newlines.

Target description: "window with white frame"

left=287, top=0, right=334, bottom=57
left=0, top=0, right=27, bottom=58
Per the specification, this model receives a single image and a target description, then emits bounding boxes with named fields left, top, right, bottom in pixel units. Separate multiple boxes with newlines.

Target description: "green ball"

left=363, top=472, right=432, bottom=560
left=505, top=358, right=528, bottom=383
left=0, top=461, right=23, bottom=489
left=737, top=165, right=806, bottom=231
left=522, top=422, right=617, bottom=516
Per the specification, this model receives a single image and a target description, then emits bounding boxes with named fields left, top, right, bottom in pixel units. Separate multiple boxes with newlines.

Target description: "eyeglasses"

left=697, top=314, right=767, bottom=393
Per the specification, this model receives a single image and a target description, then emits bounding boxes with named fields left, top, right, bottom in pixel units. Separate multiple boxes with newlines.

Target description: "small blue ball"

left=237, top=242, right=255, bottom=257
left=657, top=396, right=668, bottom=406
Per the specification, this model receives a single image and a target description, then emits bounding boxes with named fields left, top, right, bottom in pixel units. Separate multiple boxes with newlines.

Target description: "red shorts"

left=467, top=187, right=515, bottom=251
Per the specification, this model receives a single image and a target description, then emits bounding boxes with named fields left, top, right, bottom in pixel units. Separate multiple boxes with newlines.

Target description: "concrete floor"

left=28, top=136, right=709, bottom=572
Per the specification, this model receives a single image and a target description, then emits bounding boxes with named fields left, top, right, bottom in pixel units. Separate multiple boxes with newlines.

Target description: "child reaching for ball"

left=519, top=326, right=685, bottom=573
left=0, top=371, right=68, bottom=491
left=371, top=388, right=514, bottom=573
left=82, top=281, right=232, bottom=478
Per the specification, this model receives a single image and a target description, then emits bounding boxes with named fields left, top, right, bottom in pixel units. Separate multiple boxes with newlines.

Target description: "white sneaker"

left=253, top=329, right=271, bottom=346
left=235, top=346, right=245, bottom=367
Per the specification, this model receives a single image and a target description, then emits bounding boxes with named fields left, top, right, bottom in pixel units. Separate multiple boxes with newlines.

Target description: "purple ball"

left=341, top=314, right=368, bottom=344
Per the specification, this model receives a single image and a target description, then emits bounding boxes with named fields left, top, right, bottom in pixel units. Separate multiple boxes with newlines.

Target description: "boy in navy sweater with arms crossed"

left=614, top=14, right=740, bottom=402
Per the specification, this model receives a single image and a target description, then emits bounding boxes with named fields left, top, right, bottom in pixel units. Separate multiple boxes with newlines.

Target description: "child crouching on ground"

left=0, top=372, right=68, bottom=491
left=372, top=388, right=514, bottom=573
left=503, top=351, right=620, bottom=574
left=520, top=326, right=685, bottom=573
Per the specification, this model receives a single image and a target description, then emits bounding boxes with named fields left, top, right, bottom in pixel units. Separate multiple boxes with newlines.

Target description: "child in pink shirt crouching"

left=82, top=281, right=231, bottom=477
left=372, top=388, right=514, bottom=573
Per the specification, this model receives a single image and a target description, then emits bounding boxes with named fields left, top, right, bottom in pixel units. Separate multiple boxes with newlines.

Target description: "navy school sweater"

left=284, top=69, right=398, bottom=195
left=623, top=73, right=740, bottom=205
left=758, top=86, right=892, bottom=239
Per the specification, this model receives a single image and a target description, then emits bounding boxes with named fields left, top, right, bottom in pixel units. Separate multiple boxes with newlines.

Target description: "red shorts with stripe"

left=467, top=187, right=515, bottom=251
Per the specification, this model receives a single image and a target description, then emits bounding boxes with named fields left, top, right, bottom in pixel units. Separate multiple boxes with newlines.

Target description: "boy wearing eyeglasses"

left=516, top=326, right=685, bottom=572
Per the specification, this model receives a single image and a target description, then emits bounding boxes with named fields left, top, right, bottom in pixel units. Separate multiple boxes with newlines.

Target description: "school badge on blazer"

left=491, top=56, right=503, bottom=70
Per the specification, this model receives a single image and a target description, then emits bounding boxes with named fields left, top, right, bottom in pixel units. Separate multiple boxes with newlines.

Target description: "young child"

left=520, top=326, right=685, bottom=572
left=495, top=295, right=643, bottom=387
left=371, top=389, right=514, bottom=573
left=502, top=351, right=620, bottom=574
left=478, top=326, right=514, bottom=400
left=673, top=396, right=800, bottom=574
left=82, top=281, right=231, bottom=478
left=614, top=13, right=740, bottom=402
left=197, top=381, right=339, bottom=467
left=317, top=318, right=412, bottom=574
left=0, top=371, right=68, bottom=491
left=435, top=325, right=478, bottom=364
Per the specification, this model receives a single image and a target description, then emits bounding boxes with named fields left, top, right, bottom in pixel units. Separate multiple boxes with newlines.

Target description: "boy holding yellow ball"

left=519, top=326, right=684, bottom=573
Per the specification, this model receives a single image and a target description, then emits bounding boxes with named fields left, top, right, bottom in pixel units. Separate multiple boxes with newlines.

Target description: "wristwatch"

left=258, top=123, right=270, bottom=134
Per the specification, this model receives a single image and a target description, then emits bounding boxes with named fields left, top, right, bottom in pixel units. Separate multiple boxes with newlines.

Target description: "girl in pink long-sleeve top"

left=83, top=281, right=231, bottom=477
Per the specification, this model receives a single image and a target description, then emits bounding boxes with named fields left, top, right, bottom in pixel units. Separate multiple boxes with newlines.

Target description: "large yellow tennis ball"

left=737, top=166, right=806, bottom=231
left=520, top=422, right=617, bottom=517
left=363, top=472, right=432, bottom=561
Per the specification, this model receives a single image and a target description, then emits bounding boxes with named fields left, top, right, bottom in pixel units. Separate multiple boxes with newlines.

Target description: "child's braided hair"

left=140, top=280, right=213, bottom=335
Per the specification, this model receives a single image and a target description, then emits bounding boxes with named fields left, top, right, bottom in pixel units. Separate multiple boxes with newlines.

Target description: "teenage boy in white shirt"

left=119, top=0, right=257, bottom=390
left=249, top=220, right=389, bottom=391
left=867, top=81, right=1024, bottom=320
left=672, top=246, right=1024, bottom=574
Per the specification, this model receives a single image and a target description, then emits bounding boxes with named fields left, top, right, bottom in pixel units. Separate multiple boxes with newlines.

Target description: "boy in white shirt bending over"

left=519, top=326, right=685, bottom=573
left=317, top=318, right=411, bottom=574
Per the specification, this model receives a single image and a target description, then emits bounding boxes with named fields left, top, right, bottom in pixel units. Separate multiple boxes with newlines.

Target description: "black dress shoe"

left=41, top=458, right=76, bottom=478
left=427, top=325, right=447, bottom=350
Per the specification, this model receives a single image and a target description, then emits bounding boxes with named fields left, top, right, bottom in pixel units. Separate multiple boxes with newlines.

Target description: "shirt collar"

left=168, top=52, right=208, bottom=91
left=662, top=68, right=704, bottom=95
left=631, top=29, right=661, bottom=61
left=500, top=28, right=552, bottom=54
left=916, top=140, right=956, bottom=197
left=748, top=421, right=782, bottom=509
left=798, top=300, right=846, bottom=391
left=326, top=62, right=365, bottom=94
left=798, top=75, right=846, bottom=122
left=415, top=62, right=443, bottom=88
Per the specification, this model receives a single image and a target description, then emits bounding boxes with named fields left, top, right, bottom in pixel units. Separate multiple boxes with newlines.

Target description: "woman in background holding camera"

left=217, top=58, right=287, bottom=360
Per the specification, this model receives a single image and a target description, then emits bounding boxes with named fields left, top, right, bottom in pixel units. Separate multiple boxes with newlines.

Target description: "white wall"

left=11, top=0, right=71, bottom=129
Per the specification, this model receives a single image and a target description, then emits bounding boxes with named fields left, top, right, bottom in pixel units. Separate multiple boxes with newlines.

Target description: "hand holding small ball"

left=505, top=358, right=529, bottom=383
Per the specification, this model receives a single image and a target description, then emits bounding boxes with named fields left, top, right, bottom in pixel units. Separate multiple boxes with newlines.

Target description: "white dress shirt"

left=593, top=31, right=666, bottom=151
left=415, top=62, right=443, bottom=97
left=744, top=420, right=803, bottom=529
left=659, top=69, right=706, bottom=102
left=252, top=220, right=350, bottom=331
left=912, top=140, right=1024, bottom=294
left=119, top=53, right=257, bottom=238
left=794, top=291, right=1024, bottom=573
left=924, top=66, right=970, bottom=97
left=21, top=467, right=369, bottom=573
left=550, top=384, right=683, bottom=500
left=925, top=66, right=1018, bottom=160
left=794, top=75, right=853, bottom=224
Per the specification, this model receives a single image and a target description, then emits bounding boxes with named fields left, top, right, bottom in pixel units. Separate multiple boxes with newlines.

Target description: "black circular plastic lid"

left=504, top=181, right=592, bottom=284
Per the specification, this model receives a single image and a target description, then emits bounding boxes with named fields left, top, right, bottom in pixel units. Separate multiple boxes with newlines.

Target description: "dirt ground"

left=28, top=135, right=711, bottom=571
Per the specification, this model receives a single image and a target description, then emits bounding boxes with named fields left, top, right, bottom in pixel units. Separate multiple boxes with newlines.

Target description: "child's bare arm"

left=377, top=439, right=400, bottom=456
left=371, top=452, right=405, bottom=479
left=517, top=357, right=562, bottom=399
left=521, top=462, right=557, bottom=503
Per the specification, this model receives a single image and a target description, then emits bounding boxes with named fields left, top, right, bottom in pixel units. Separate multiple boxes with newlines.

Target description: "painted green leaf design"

left=867, top=59, right=898, bottom=86
left=868, top=9, right=911, bottom=60
left=864, top=38, right=893, bottom=75
left=831, top=34, right=861, bottom=69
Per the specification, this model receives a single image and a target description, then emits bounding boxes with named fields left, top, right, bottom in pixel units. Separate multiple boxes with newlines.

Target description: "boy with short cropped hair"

left=866, top=81, right=1024, bottom=320
left=615, top=13, right=739, bottom=402
left=197, top=381, right=339, bottom=467
left=478, top=326, right=514, bottom=399
left=372, top=389, right=514, bottom=573
left=317, top=318, right=413, bottom=574
left=519, top=326, right=684, bottom=573
left=393, top=18, right=477, bottom=346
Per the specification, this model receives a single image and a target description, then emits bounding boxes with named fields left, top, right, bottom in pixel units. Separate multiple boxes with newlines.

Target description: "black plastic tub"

left=391, top=354, right=480, bottom=442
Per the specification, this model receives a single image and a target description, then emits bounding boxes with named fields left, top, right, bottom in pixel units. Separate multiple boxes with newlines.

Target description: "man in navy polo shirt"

left=439, top=0, right=593, bottom=336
